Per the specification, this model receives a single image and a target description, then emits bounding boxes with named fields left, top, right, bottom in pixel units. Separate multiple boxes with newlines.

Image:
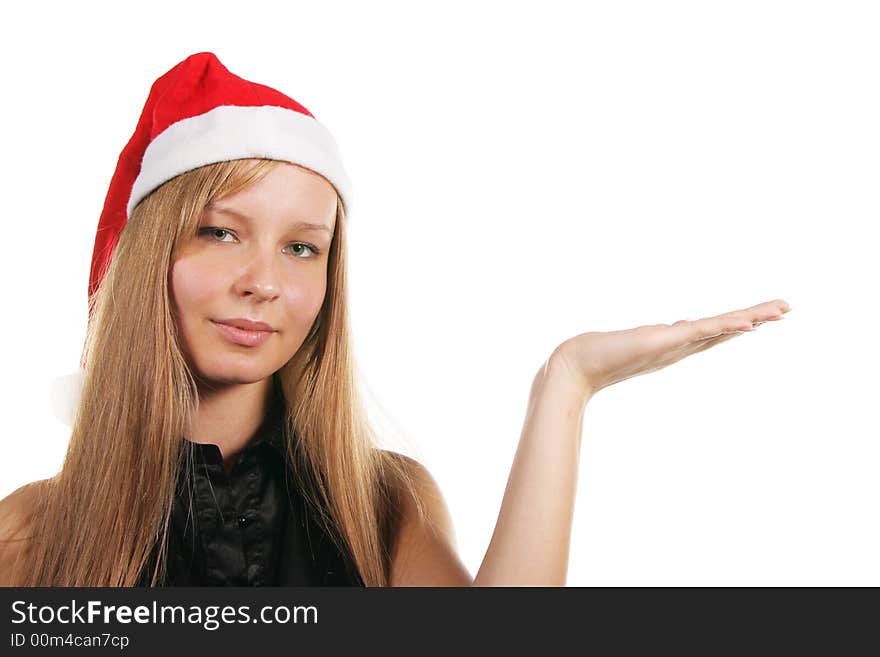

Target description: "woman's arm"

left=472, top=353, right=591, bottom=586
left=388, top=353, right=589, bottom=587
left=473, top=299, right=789, bottom=585
left=390, top=299, right=789, bottom=586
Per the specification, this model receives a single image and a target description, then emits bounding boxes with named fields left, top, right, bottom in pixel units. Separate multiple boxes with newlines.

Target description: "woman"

left=0, top=52, right=790, bottom=587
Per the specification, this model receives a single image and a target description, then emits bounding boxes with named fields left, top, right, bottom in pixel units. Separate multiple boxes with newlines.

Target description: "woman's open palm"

left=553, top=299, right=791, bottom=396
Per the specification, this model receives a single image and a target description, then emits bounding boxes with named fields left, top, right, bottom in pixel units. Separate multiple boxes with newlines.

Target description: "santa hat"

left=54, top=52, right=353, bottom=425
left=89, top=50, right=353, bottom=304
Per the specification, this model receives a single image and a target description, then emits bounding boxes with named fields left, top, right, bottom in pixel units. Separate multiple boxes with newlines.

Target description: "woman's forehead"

left=210, top=162, right=338, bottom=231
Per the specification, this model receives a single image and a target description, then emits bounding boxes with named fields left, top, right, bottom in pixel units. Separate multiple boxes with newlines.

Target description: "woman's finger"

left=692, top=299, right=790, bottom=339
left=660, top=317, right=747, bottom=347
left=713, top=299, right=791, bottom=323
left=658, top=300, right=791, bottom=347
left=689, top=306, right=785, bottom=350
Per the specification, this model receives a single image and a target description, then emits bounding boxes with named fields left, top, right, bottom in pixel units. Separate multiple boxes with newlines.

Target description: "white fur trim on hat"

left=127, top=104, right=353, bottom=218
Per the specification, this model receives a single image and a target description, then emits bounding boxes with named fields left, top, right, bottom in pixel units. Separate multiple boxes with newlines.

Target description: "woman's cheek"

left=170, top=260, right=225, bottom=365
left=171, top=257, right=223, bottom=311
left=281, top=275, right=324, bottom=320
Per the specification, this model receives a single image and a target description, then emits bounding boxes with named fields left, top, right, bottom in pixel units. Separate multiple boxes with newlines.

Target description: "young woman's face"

left=170, top=160, right=337, bottom=388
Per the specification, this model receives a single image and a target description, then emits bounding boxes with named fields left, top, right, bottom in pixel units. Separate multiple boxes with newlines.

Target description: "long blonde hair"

left=5, top=158, right=425, bottom=586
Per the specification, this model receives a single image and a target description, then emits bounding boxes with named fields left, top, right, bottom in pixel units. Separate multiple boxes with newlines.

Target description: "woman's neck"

left=185, top=376, right=274, bottom=473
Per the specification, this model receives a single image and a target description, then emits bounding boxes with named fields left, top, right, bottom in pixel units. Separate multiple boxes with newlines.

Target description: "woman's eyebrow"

left=205, top=202, right=333, bottom=235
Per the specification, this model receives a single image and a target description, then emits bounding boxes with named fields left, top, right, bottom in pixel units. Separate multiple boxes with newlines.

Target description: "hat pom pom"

left=51, top=369, right=84, bottom=427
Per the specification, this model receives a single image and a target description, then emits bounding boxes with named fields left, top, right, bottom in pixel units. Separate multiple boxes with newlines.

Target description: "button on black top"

left=138, top=379, right=365, bottom=587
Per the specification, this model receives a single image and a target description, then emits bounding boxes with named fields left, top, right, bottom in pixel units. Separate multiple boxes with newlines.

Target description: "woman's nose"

left=233, top=249, right=282, bottom=301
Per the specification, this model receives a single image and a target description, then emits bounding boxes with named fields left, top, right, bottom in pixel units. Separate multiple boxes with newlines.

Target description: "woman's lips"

left=211, top=320, right=275, bottom=347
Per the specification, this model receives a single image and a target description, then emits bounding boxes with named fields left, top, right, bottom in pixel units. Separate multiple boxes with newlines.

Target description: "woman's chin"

left=193, top=363, right=276, bottom=388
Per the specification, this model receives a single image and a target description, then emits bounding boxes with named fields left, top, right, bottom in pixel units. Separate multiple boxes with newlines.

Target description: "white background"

left=1, top=1, right=877, bottom=586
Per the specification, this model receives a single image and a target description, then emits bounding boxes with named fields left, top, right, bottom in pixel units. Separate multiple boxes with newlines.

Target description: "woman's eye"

left=199, top=227, right=236, bottom=242
left=198, top=228, right=318, bottom=258
left=285, top=242, right=321, bottom=259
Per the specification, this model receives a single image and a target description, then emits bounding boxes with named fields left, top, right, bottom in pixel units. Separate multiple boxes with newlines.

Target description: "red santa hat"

left=89, top=50, right=353, bottom=304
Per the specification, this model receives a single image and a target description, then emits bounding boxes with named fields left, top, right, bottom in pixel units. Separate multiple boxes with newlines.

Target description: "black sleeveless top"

left=138, top=384, right=364, bottom=587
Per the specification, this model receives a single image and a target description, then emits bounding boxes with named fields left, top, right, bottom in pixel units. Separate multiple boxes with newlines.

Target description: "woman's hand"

left=550, top=298, right=791, bottom=397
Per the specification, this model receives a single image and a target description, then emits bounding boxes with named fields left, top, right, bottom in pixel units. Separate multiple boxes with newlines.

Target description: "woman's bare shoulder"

left=377, top=450, right=428, bottom=490
left=377, top=450, right=444, bottom=520
left=0, top=478, right=52, bottom=586
left=0, top=479, right=52, bottom=541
